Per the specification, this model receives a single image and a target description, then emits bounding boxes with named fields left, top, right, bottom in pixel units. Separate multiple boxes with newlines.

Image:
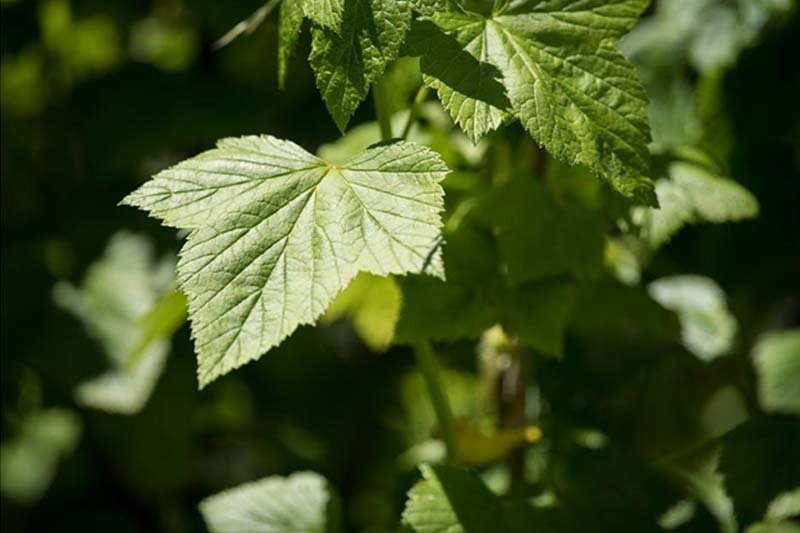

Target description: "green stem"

left=373, top=78, right=393, bottom=141
left=401, top=85, right=430, bottom=139
left=414, top=341, right=456, bottom=462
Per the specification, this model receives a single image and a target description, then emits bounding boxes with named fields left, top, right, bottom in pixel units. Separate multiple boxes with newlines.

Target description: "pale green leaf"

left=413, top=0, right=655, bottom=203
left=634, top=161, right=759, bottom=248
left=764, top=487, right=800, bottom=523
left=53, top=231, right=176, bottom=414
left=74, top=344, right=167, bottom=415
left=123, top=136, right=447, bottom=387
left=753, top=328, right=800, bottom=415
left=605, top=236, right=642, bottom=286
left=658, top=499, right=698, bottom=530
left=199, top=471, right=340, bottom=533
left=76, top=291, right=186, bottom=414
left=128, top=289, right=188, bottom=367
left=302, top=0, right=344, bottom=30
left=278, top=0, right=305, bottom=88
left=624, top=0, right=795, bottom=75
left=648, top=275, right=737, bottom=362
left=747, top=523, right=800, bottom=533
left=403, top=464, right=504, bottom=533
left=0, top=408, right=81, bottom=504
left=322, top=272, right=402, bottom=352
left=309, top=0, right=412, bottom=131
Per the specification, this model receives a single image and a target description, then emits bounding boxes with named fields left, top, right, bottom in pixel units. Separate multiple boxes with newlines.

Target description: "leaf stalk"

left=373, top=78, right=394, bottom=141
left=401, top=85, right=430, bottom=140
left=414, top=341, right=456, bottom=462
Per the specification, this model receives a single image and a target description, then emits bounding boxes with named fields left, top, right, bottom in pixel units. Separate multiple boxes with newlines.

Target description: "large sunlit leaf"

left=412, top=0, right=656, bottom=204
left=309, top=0, right=412, bottom=131
left=123, top=136, right=447, bottom=387
left=199, top=471, right=340, bottom=533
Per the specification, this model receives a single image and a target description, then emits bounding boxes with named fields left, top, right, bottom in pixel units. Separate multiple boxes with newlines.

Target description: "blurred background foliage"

left=1, top=0, right=799, bottom=532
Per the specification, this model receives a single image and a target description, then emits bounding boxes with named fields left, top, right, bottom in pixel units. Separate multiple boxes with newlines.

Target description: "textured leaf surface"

left=413, top=0, right=655, bottom=203
left=634, top=161, right=759, bottom=248
left=278, top=0, right=305, bottom=88
left=406, top=18, right=512, bottom=142
left=123, top=136, right=447, bottom=386
left=310, top=0, right=411, bottom=131
left=403, top=464, right=504, bottom=533
left=753, top=328, right=800, bottom=415
left=53, top=232, right=176, bottom=413
left=199, top=471, right=339, bottom=533
left=303, top=0, right=345, bottom=30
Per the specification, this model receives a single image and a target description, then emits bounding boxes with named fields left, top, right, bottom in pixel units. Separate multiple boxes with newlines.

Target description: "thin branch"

left=213, top=0, right=282, bottom=51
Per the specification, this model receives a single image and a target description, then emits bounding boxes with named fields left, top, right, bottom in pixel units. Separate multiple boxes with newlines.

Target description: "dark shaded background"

left=2, top=1, right=798, bottom=532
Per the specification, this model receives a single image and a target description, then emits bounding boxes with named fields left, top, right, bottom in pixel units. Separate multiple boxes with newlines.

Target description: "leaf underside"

left=199, top=471, right=336, bottom=533
left=123, top=135, right=447, bottom=386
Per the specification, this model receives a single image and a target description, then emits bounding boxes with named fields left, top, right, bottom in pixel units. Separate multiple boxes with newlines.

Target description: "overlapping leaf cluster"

left=115, top=2, right=799, bottom=532
left=281, top=0, right=657, bottom=203
left=125, top=0, right=667, bottom=387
